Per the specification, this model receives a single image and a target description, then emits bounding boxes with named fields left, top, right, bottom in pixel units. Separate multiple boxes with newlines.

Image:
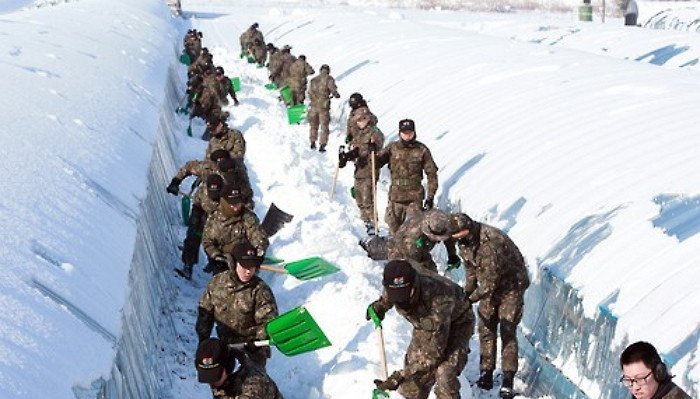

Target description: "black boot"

left=310, top=142, right=316, bottom=150
left=476, top=370, right=493, bottom=390
left=319, top=144, right=326, bottom=152
left=500, top=371, right=515, bottom=398
left=365, top=222, right=375, bottom=236
left=175, top=264, right=193, bottom=280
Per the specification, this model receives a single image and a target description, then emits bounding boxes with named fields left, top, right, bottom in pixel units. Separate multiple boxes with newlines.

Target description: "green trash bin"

left=287, top=104, right=306, bottom=124
left=231, top=76, right=241, bottom=92
left=579, top=5, right=593, bottom=21
left=280, top=86, right=293, bottom=105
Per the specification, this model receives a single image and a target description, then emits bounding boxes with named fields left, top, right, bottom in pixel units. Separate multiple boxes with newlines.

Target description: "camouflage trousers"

left=354, top=177, right=377, bottom=224
left=398, top=317, right=474, bottom=399
left=308, top=107, right=330, bottom=146
left=477, top=289, right=525, bottom=372
left=289, top=83, right=306, bottom=106
left=385, top=200, right=422, bottom=235
left=182, top=204, right=207, bottom=266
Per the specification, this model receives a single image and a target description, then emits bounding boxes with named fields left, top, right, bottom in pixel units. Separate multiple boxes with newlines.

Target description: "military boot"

left=500, top=371, right=515, bottom=398
left=476, top=370, right=493, bottom=390
left=310, top=142, right=316, bottom=150
left=319, top=144, right=327, bottom=152
left=365, top=222, right=375, bottom=236
left=176, top=264, right=193, bottom=280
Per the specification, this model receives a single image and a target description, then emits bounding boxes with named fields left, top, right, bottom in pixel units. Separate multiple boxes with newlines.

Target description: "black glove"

left=333, top=93, right=341, bottom=99
left=166, top=178, right=181, bottom=196
left=346, top=147, right=359, bottom=161
left=423, top=197, right=434, bottom=210
left=338, top=151, right=348, bottom=168
left=374, top=371, right=403, bottom=391
left=243, top=341, right=257, bottom=351
left=345, top=134, right=352, bottom=144
left=368, top=142, right=377, bottom=153
left=365, top=301, right=386, bottom=322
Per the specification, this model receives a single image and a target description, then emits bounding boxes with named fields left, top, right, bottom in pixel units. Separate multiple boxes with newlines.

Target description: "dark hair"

left=620, top=341, right=662, bottom=370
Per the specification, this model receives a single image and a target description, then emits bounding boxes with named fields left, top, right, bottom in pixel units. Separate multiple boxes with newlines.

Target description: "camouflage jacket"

left=194, top=86, right=221, bottom=119
left=216, top=76, right=237, bottom=104
left=308, top=72, right=339, bottom=110
left=173, top=159, right=218, bottom=182
left=346, top=106, right=378, bottom=140
left=211, top=364, right=283, bottom=399
left=193, top=184, right=220, bottom=215
left=387, top=211, right=454, bottom=272
left=197, top=270, right=278, bottom=342
left=201, top=207, right=269, bottom=259
left=456, top=223, right=530, bottom=300
left=239, top=30, right=252, bottom=51
left=287, top=59, right=315, bottom=88
left=280, top=54, right=296, bottom=82
left=376, top=140, right=438, bottom=202
left=373, top=271, right=474, bottom=381
left=267, top=51, right=283, bottom=75
left=188, top=54, right=213, bottom=76
left=349, top=124, right=384, bottom=179
left=206, top=127, right=246, bottom=160
left=220, top=161, right=254, bottom=207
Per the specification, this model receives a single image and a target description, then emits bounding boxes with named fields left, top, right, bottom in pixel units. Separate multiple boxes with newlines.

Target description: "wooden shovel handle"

left=260, top=264, right=289, bottom=274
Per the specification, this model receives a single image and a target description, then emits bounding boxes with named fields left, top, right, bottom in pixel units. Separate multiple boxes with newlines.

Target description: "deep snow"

left=0, top=0, right=699, bottom=398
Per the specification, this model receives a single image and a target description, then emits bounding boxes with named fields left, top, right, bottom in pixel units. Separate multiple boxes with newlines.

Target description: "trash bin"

left=579, top=4, right=593, bottom=21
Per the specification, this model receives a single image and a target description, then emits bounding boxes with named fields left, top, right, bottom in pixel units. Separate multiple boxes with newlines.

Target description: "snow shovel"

left=370, top=148, right=379, bottom=237
left=186, top=118, right=193, bottom=137
left=179, top=191, right=192, bottom=226
left=247, top=55, right=256, bottom=64
left=265, top=82, right=278, bottom=90
left=231, top=76, right=241, bottom=93
left=229, top=306, right=331, bottom=356
left=330, top=145, right=344, bottom=201
left=263, top=256, right=285, bottom=264
left=287, top=104, right=306, bottom=124
left=179, top=52, right=191, bottom=65
left=368, top=306, right=390, bottom=399
left=260, top=203, right=294, bottom=237
left=280, top=85, right=293, bottom=106
left=260, top=256, right=340, bottom=280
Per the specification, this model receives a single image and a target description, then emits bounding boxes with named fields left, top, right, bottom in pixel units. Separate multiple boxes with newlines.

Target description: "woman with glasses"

left=619, top=341, right=690, bottom=399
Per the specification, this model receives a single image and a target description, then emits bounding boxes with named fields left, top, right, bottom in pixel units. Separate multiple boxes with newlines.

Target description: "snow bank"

left=0, top=1, right=177, bottom=397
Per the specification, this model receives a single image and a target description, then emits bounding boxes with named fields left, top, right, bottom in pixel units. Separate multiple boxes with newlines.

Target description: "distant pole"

left=602, top=0, right=606, bottom=23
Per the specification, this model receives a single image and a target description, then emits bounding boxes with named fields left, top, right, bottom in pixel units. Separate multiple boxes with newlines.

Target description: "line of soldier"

left=172, top=28, right=285, bottom=399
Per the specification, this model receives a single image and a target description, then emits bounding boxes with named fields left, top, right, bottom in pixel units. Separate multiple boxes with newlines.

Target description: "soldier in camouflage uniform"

left=205, top=115, right=246, bottom=160
left=449, top=213, right=530, bottom=398
left=251, top=38, right=267, bottom=67
left=376, top=119, right=439, bottom=235
left=167, top=149, right=231, bottom=278
left=307, top=64, right=340, bottom=152
left=183, top=29, right=202, bottom=61
left=192, top=80, right=223, bottom=123
left=345, top=92, right=377, bottom=144
left=240, top=23, right=263, bottom=56
left=201, top=185, right=268, bottom=275
left=218, top=157, right=254, bottom=210
left=387, top=209, right=460, bottom=274
left=195, top=338, right=284, bottom=399
left=188, top=48, right=214, bottom=78
left=196, top=242, right=278, bottom=368
left=214, top=66, right=239, bottom=107
left=339, top=107, right=384, bottom=233
left=269, top=45, right=294, bottom=88
left=367, top=260, right=474, bottom=399
left=286, top=55, right=315, bottom=105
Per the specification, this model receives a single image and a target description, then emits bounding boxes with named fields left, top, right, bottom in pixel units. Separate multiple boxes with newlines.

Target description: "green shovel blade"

left=231, top=76, right=241, bottom=92
left=284, top=257, right=340, bottom=280
left=264, top=82, right=278, bottom=90
left=280, top=85, right=293, bottom=105
left=179, top=53, right=191, bottom=65
left=263, top=256, right=285, bottom=264
left=287, top=104, right=306, bottom=124
left=266, top=306, right=331, bottom=356
left=247, top=56, right=255, bottom=63
left=181, top=195, right=191, bottom=225
left=372, top=389, right=390, bottom=399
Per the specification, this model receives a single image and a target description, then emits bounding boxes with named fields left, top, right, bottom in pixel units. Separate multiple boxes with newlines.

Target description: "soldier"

left=387, top=209, right=460, bottom=274
left=239, top=23, right=263, bottom=56
left=214, top=66, right=240, bottom=107
left=448, top=213, right=530, bottom=398
left=183, top=29, right=202, bottom=61
left=375, top=119, right=438, bottom=235
left=345, top=92, right=377, bottom=144
left=619, top=341, right=690, bottom=399
left=196, top=242, right=278, bottom=368
left=307, top=64, right=340, bottom=152
left=367, top=260, right=474, bottom=399
left=267, top=44, right=286, bottom=88
left=205, top=114, right=246, bottom=160
left=286, top=55, right=315, bottom=105
left=188, top=47, right=214, bottom=78
left=251, top=37, right=267, bottom=67
left=218, top=157, right=254, bottom=210
left=201, top=185, right=268, bottom=275
left=167, top=149, right=231, bottom=279
left=195, top=338, right=284, bottom=399
left=192, top=80, right=223, bottom=123
left=339, top=107, right=384, bottom=233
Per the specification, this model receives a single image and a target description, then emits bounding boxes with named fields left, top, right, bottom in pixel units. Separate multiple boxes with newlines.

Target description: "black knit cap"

left=383, top=260, right=417, bottom=303
left=209, top=149, right=230, bottom=162
left=206, top=174, right=223, bottom=191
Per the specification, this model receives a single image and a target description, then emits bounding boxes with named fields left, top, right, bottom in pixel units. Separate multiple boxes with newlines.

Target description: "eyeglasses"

left=620, top=371, right=653, bottom=388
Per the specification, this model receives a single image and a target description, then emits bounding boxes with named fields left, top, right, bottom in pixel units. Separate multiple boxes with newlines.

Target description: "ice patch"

left=651, top=193, right=700, bottom=242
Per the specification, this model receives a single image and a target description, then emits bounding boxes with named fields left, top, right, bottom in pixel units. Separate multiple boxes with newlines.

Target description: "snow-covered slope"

left=1, top=0, right=698, bottom=398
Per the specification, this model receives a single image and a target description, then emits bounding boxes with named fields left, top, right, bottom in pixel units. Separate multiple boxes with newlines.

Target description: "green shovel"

left=260, top=256, right=340, bottom=281
left=230, top=306, right=331, bottom=356
left=287, top=104, right=306, bottom=125
left=265, top=82, right=278, bottom=90
left=231, top=77, right=241, bottom=92
left=180, top=192, right=191, bottom=226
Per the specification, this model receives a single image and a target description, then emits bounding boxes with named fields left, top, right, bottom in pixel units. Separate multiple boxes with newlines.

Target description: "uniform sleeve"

left=474, top=242, right=498, bottom=299
left=327, top=76, right=339, bottom=97
left=201, top=217, right=221, bottom=258
left=244, top=213, right=270, bottom=252
left=174, top=160, right=199, bottom=180
left=401, top=295, right=455, bottom=379
left=196, top=287, right=216, bottom=341
left=225, top=77, right=238, bottom=101
left=422, top=147, right=439, bottom=199
left=230, top=130, right=246, bottom=159
left=253, top=285, right=279, bottom=340
left=305, top=64, right=315, bottom=76
left=371, top=127, right=385, bottom=150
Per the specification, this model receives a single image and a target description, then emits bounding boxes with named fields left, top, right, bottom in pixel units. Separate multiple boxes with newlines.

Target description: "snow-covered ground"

left=1, top=0, right=699, bottom=398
